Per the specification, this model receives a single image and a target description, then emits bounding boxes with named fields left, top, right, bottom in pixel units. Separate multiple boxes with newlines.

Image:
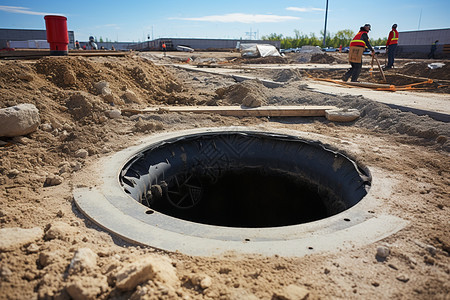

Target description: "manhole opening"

left=120, top=131, right=371, bottom=228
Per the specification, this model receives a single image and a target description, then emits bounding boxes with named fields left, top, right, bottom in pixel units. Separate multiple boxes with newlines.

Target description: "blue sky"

left=0, top=1, right=448, bottom=42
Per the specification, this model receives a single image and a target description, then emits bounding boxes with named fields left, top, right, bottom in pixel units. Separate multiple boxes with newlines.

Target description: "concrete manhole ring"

left=74, top=126, right=407, bottom=257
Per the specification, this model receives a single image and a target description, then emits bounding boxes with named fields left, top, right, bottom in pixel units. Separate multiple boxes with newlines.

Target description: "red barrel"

left=44, top=15, right=69, bottom=56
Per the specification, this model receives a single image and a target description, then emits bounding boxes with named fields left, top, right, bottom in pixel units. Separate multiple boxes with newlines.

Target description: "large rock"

left=273, top=284, right=310, bottom=300
left=44, top=221, right=76, bottom=241
left=66, top=275, right=108, bottom=300
left=69, top=248, right=98, bottom=274
left=115, top=256, right=178, bottom=291
left=0, top=227, right=43, bottom=251
left=0, top=104, right=40, bottom=137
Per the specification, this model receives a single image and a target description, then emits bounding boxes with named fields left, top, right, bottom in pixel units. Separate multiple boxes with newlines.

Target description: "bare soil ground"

left=0, top=51, right=449, bottom=300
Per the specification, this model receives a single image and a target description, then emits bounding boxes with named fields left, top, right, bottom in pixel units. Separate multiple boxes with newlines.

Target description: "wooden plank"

left=0, top=49, right=50, bottom=58
left=122, top=105, right=337, bottom=117
left=0, top=49, right=128, bottom=59
left=68, top=52, right=128, bottom=57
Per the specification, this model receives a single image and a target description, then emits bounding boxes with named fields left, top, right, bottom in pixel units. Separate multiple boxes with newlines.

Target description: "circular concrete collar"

left=73, top=127, right=408, bottom=257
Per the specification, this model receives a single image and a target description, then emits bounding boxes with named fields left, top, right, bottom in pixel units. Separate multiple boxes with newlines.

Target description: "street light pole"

left=322, top=0, right=329, bottom=47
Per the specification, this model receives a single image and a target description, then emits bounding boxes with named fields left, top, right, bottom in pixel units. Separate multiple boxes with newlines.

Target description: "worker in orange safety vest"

left=162, top=43, right=166, bottom=57
left=342, top=24, right=374, bottom=82
left=385, top=24, right=399, bottom=69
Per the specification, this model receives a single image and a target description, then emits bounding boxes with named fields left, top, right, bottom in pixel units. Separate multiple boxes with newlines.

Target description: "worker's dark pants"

left=343, top=62, right=362, bottom=82
left=387, top=44, right=397, bottom=68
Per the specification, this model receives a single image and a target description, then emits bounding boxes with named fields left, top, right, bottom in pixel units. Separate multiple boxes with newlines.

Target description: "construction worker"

left=428, top=40, right=439, bottom=59
left=385, top=24, right=399, bottom=69
left=162, top=43, right=167, bottom=56
left=75, top=40, right=80, bottom=50
left=342, top=24, right=374, bottom=82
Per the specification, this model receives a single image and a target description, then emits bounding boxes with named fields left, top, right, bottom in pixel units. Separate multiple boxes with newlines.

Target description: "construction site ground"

left=0, top=50, right=449, bottom=299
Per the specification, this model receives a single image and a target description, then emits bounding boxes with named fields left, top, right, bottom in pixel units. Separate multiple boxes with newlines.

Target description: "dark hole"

left=119, top=131, right=371, bottom=229
left=145, top=210, right=154, bottom=215
left=150, top=168, right=329, bottom=228
left=344, top=218, right=351, bottom=222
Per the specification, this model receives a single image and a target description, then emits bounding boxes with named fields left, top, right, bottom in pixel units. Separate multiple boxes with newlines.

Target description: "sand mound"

left=273, top=69, right=301, bottom=82
left=310, top=53, right=336, bottom=64
left=400, top=62, right=450, bottom=80
left=215, top=79, right=268, bottom=107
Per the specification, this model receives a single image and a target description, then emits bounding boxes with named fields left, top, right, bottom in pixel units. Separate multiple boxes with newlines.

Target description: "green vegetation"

left=262, top=29, right=387, bottom=49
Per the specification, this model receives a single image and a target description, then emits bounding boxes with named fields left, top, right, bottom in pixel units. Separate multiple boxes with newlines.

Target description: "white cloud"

left=170, top=13, right=300, bottom=23
left=0, top=5, right=62, bottom=16
left=286, top=7, right=325, bottom=13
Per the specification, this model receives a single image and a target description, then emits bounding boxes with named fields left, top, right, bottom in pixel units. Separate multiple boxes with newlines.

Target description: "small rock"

left=59, top=164, right=71, bottom=175
left=273, top=284, right=310, bottom=300
left=69, top=248, right=98, bottom=274
left=388, top=263, right=398, bottom=270
left=105, top=109, right=121, bottom=119
left=426, top=245, right=437, bottom=256
left=376, top=245, right=390, bottom=258
left=56, top=210, right=64, bottom=218
left=17, top=73, right=34, bottom=82
left=94, top=81, right=109, bottom=93
left=44, top=222, right=75, bottom=241
left=26, top=243, right=40, bottom=254
left=44, top=175, right=63, bottom=187
left=122, top=90, right=139, bottom=103
left=396, top=274, right=410, bottom=283
left=0, top=227, right=44, bottom=251
left=39, top=251, right=59, bottom=267
left=8, top=169, right=20, bottom=177
left=72, top=162, right=82, bottom=171
left=190, top=274, right=212, bottom=289
left=40, top=123, right=53, bottom=132
left=115, top=256, right=178, bottom=291
left=63, top=71, right=76, bottom=85
left=75, top=149, right=89, bottom=158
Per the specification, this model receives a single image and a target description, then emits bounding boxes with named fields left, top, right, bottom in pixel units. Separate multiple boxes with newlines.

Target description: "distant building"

left=77, top=41, right=137, bottom=51
left=397, top=28, right=450, bottom=58
left=0, top=28, right=75, bottom=49
left=133, top=38, right=281, bottom=51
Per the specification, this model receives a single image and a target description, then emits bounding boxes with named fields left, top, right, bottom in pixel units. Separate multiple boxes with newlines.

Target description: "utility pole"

left=322, top=0, right=329, bottom=47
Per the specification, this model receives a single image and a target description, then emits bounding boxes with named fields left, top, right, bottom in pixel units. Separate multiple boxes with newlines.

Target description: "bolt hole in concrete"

left=120, top=131, right=371, bottom=228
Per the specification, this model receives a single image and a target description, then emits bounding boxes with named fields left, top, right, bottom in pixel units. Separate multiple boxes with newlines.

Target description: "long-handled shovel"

left=373, top=55, right=386, bottom=83
left=369, top=54, right=375, bottom=79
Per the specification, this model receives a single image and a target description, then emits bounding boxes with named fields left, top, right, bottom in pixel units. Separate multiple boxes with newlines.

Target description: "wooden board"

left=122, top=105, right=337, bottom=117
left=0, top=49, right=127, bottom=59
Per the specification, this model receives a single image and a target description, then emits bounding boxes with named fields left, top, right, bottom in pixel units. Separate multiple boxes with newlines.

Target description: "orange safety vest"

left=388, top=30, right=398, bottom=45
left=350, top=31, right=366, bottom=48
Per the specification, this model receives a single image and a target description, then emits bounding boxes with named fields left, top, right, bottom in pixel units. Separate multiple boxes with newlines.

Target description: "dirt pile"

left=400, top=62, right=450, bottom=80
left=267, top=83, right=450, bottom=151
left=236, top=56, right=287, bottom=64
left=273, top=69, right=301, bottom=82
left=310, top=53, right=336, bottom=64
left=0, top=55, right=199, bottom=111
left=215, top=79, right=268, bottom=107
